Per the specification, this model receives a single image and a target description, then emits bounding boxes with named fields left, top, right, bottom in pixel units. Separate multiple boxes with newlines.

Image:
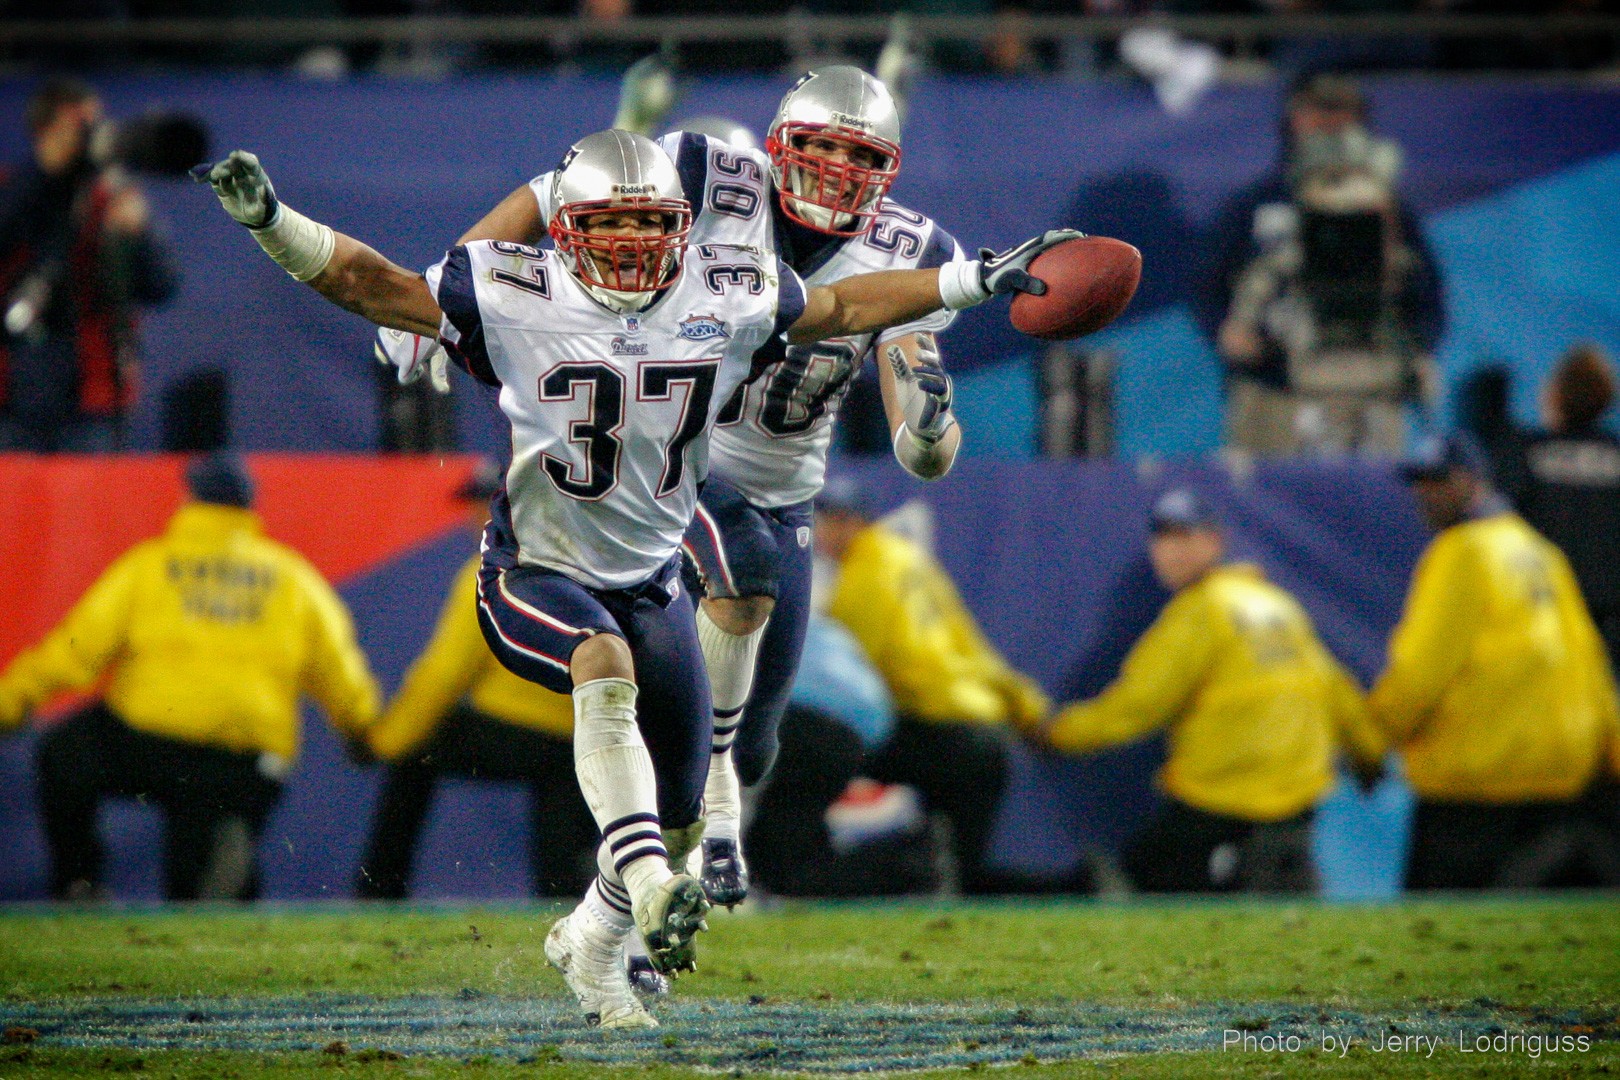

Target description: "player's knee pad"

left=572, top=678, right=643, bottom=759
left=573, top=678, right=660, bottom=832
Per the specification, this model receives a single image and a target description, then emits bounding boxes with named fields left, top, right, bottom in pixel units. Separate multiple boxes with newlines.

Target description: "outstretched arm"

left=201, top=151, right=442, bottom=338
left=786, top=229, right=1082, bottom=345
left=317, top=234, right=442, bottom=337
left=459, top=182, right=546, bottom=246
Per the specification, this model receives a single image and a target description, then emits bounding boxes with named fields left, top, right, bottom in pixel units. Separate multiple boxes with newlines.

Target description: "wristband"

left=250, top=204, right=336, bottom=283
left=937, top=259, right=990, bottom=311
left=893, top=421, right=957, bottom=480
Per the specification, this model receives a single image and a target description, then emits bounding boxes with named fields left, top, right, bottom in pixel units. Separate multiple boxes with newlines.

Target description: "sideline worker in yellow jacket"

left=1039, top=489, right=1385, bottom=894
left=1374, top=433, right=1620, bottom=889
left=818, top=476, right=1049, bottom=895
left=355, top=461, right=597, bottom=902
left=0, top=455, right=379, bottom=901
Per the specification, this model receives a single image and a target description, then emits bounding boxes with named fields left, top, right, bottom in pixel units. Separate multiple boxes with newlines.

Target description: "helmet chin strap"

left=561, top=247, right=663, bottom=313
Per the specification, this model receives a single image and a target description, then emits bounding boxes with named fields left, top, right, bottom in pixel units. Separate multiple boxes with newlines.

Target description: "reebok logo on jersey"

left=611, top=336, right=649, bottom=356
left=676, top=314, right=730, bottom=342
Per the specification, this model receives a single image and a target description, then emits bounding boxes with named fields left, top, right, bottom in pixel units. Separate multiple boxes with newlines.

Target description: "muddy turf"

left=0, top=896, right=1616, bottom=1078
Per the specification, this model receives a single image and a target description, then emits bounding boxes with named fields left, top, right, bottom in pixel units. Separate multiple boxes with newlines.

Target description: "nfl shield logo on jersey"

left=676, top=314, right=730, bottom=342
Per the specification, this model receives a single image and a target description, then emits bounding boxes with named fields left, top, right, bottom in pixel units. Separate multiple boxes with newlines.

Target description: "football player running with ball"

left=448, top=67, right=1081, bottom=910
left=202, top=130, right=1067, bottom=1029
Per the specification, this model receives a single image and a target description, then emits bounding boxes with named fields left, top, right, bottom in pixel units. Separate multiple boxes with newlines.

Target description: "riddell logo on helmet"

left=611, top=183, right=657, bottom=198
left=828, top=112, right=874, bottom=132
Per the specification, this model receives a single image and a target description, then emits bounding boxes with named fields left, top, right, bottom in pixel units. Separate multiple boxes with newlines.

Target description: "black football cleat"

left=700, top=836, right=749, bottom=909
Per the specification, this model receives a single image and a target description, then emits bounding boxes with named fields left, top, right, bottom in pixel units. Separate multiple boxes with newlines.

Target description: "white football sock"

left=626, top=926, right=652, bottom=960
left=696, top=607, right=766, bottom=844
left=573, top=677, right=673, bottom=900
left=704, top=751, right=742, bottom=844
left=582, top=873, right=633, bottom=937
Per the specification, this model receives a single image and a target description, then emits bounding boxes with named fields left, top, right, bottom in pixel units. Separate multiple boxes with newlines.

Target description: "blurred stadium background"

left=0, top=7, right=1618, bottom=907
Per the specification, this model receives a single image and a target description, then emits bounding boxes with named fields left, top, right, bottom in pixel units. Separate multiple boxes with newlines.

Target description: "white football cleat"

left=632, top=873, right=710, bottom=975
left=544, top=909, right=658, bottom=1030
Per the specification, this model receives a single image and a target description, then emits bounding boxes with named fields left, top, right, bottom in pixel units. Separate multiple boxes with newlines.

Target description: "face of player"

left=793, top=133, right=889, bottom=215
left=33, top=96, right=103, bottom=176
left=576, top=208, right=673, bottom=287
left=1288, top=103, right=1361, bottom=142
left=1409, top=472, right=1478, bottom=532
left=1148, top=527, right=1224, bottom=592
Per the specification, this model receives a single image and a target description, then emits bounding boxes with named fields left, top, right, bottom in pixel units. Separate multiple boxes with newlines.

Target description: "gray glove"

left=194, top=150, right=279, bottom=229
left=978, top=228, right=1087, bottom=297
left=613, top=53, right=677, bottom=137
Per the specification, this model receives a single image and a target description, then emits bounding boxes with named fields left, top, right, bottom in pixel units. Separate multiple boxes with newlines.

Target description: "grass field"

left=1, top=896, right=1617, bottom=1078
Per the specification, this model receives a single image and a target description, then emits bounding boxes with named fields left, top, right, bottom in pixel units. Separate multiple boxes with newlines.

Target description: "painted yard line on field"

left=4, top=997, right=1602, bottom=1072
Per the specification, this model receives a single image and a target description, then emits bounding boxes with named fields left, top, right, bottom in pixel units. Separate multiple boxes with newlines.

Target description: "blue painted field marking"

left=1, top=996, right=1568, bottom=1072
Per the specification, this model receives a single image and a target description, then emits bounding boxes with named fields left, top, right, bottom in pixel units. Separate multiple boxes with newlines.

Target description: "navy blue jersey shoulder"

left=437, top=245, right=499, bottom=388
left=918, top=221, right=960, bottom=271
left=772, top=258, right=808, bottom=341
left=675, top=132, right=710, bottom=212
left=741, top=259, right=805, bottom=383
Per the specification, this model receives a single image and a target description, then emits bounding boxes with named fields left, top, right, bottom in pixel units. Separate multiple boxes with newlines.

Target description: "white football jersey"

left=530, top=132, right=968, bottom=509
left=429, top=238, right=805, bottom=591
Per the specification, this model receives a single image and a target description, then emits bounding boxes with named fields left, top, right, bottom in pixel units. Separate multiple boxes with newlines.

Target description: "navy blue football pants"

left=474, top=492, right=711, bottom=832
left=681, top=475, right=815, bottom=787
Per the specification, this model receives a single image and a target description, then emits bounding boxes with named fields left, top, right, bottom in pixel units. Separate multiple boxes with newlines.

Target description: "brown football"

left=1009, top=235, right=1142, bottom=341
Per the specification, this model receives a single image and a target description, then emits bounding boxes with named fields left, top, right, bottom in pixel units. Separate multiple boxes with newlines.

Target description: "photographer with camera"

left=0, top=78, right=180, bottom=452
left=1199, top=74, right=1444, bottom=459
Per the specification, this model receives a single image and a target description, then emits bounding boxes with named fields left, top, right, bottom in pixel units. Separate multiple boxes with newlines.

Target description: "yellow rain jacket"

left=0, top=502, right=378, bottom=759
left=1045, top=564, right=1383, bottom=822
left=826, top=524, right=1049, bottom=728
left=1369, top=511, right=1620, bottom=803
left=367, top=555, right=573, bottom=761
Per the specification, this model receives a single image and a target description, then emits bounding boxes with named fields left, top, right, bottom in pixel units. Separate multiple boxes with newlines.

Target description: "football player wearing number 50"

left=456, top=68, right=1081, bottom=912
left=200, top=130, right=1067, bottom=1030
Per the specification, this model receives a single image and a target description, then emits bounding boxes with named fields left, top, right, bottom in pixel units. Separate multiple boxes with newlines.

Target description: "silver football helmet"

left=547, top=129, right=692, bottom=313
left=766, top=66, right=902, bottom=237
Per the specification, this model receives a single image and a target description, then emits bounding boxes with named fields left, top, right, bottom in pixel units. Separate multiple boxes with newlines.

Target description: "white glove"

left=979, top=229, right=1088, bottom=296
left=197, top=150, right=279, bottom=229
left=936, top=229, right=1088, bottom=310
left=375, top=327, right=450, bottom=394
left=887, top=338, right=954, bottom=443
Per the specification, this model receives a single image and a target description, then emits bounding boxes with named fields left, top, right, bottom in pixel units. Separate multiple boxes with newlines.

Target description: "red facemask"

left=766, top=123, right=901, bottom=237
left=549, top=199, right=693, bottom=294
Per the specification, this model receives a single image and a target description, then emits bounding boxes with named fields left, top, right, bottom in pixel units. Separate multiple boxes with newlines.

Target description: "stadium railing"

left=3, top=13, right=1619, bottom=53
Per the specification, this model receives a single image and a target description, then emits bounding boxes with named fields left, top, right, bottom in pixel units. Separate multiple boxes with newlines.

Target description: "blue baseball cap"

left=455, top=457, right=504, bottom=501
left=186, top=452, right=254, bottom=509
left=1399, top=432, right=1490, bottom=483
left=1149, top=487, right=1220, bottom=533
